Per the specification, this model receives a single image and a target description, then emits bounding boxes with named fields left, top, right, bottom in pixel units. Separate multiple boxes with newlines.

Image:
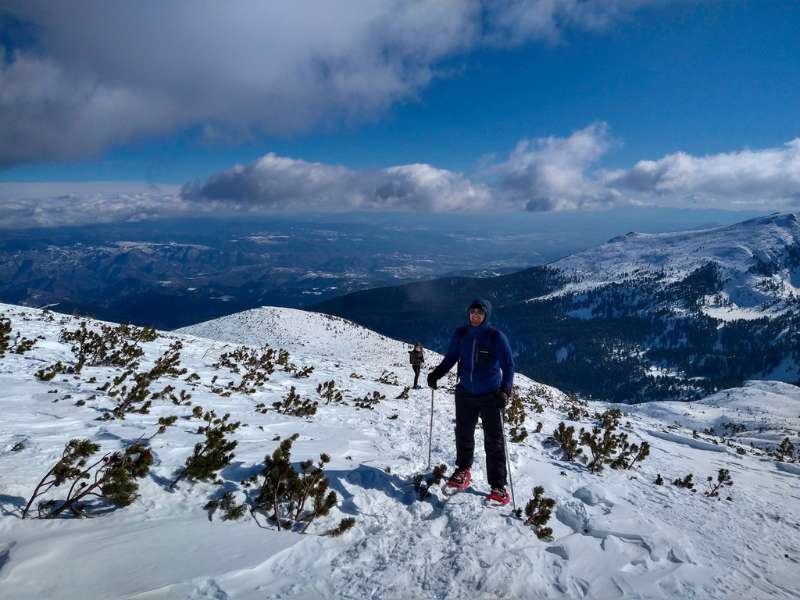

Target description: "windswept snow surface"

left=1, top=303, right=799, bottom=599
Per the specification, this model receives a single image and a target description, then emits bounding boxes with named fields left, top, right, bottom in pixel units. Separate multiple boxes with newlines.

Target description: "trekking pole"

left=427, top=388, right=435, bottom=471
left=500, top=410, right=517, bottom=512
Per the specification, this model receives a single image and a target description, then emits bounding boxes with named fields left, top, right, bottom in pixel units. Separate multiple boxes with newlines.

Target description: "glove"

left=494, top=389, right=509, bottom=410
left=427, top=372, right=438, bottom=389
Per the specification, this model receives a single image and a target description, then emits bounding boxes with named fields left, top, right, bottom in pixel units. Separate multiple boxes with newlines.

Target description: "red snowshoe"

left=485, top=487, right=511, bottom=507
left=443, top=468, right=472, bottom=494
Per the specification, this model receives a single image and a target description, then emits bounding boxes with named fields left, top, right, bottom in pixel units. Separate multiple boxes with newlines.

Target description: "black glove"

left=494, top=389, right=509, bottom=410
left=427, top=372, right=438, bottom=389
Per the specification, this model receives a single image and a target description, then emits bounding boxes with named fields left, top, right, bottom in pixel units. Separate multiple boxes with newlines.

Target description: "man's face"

left=469, top=307, right=485, bottom=326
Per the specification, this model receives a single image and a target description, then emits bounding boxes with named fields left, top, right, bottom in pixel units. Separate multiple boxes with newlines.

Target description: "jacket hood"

left=466, top=298, right=492, bottom=325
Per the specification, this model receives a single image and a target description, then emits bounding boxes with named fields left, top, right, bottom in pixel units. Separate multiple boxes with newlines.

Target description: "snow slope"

left=543, top=212, right=800, bottom=316
left=1, top=303, right=799, bottom=599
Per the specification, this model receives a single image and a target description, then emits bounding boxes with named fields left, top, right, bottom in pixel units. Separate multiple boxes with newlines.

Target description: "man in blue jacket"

left=427, top=298, right=515, bottom=505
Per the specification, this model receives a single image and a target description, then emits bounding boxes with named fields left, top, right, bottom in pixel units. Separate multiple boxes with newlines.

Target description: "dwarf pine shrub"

left=36, top=361, right=69, bottom=381
left=272, top=386, right=318, bottom=417
left=705, top=468, right=733, bottom=497
left=324, top=516, right=356, bottom=537
left=317, top=380, right=344, bottom=404
left=550, top=422, right=583, bottom=461
left=654, top=473, right=664, bottom=485
left=377, top=370, right=399, bottom=385
left=580, top=426, right=622, bottom=474
left=103, top=341, right=188, bottom=419
left=206, top=491, right=248, bottom=521
left=519, top=387, right=545, bottom=413
left=355, top=391, right=385, bottom=410
left=24, top=438, right=153, bottom=518
left=395, top=386, right=410, bottom=400
left=60, top=321, right=152, bottom=372
left=776, top=437, right=796, bottom=461
left=516, top=486, right=556, bottom=541
left=213, top=345, right=278, bottom=394
left=253, top=434, right=350, bottom=534
left=0, top=318, right=10, bottom=357
left=505, top=389, right=528, bottom=443
left=673, top=474, right=695, bottom=490
left=598, top=409, right=622, bottom=430
left=171, top=411, right=240, bottom=488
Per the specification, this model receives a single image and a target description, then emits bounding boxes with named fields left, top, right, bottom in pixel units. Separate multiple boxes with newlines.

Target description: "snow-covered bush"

left=505, top=388, right=528, bottom=443
left=517, top=486, right=556, bottom=541
left=580, top=426, right=622, bottom=474
left=355, top=391, right=385, bottom=410
left=549, top=422, right=583, bottom=461
left=705, top=468, right=733, bottom=498
left=253, top=433, right=350, bottom=534
left=23, top=438, right=153, bottom=518
left=171, top=410, right=240, bottom=488
left=214, top=345, right=276, bottom=394
left=36, top=361, right=68, bottom=381
left=206, top=491, right=248, bottom=521
left=0, top=319, right=36, bottom=356
left=317, top=380, right=344, bottom=404
left=324, top=517, right=356, bottom=537
left=377, top=370, right=399, bottom=385
left=272, top=386, right=318, bottom=417
left=0, top=317, right=10, bottom=356
left=395, top=386, right=410, bottom=400
left=60, top=321, right=149, bottom=372
left=673, top=474, right=695, bottom=490
left=776, top=437, right=796, bottom=461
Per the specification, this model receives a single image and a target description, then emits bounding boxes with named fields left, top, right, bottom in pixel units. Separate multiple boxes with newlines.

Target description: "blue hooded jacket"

left=431, top=298, right=515, bottom=395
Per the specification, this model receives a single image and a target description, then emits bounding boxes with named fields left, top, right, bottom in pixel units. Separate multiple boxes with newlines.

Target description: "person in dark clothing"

left=409, top=342, right=425, bottom=389
left=427, top=298, right=515, bottom=505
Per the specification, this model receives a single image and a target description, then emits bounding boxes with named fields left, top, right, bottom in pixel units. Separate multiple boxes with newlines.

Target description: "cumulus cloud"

left=488, top=122, right=617, bottom=210
left=0, top=0, right=658, bottom=167
left=603, top=141, right=800, bottom=209
left=181, top=154, right=492, bottom=212
left=486, top=125, right=800, bottom=211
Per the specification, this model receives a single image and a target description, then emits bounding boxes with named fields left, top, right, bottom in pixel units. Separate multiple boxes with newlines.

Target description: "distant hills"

left=313, top=213, right=800, bottom=402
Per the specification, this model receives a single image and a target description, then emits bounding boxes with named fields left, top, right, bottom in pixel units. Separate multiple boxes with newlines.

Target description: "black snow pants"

left=454, top=385, right=507, bottom=489
left=412, top=365, right=421, bottom=387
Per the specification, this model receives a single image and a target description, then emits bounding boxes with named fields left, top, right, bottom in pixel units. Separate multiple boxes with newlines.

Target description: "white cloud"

left=4, top=128, right=798, bottom=228
left=603, top=140, right=800, bottom=209
left=0, top=0, right=659, bottom=167
left=181, top=154, right=492, bottom=212
left=487, top=122, right=618, bottom=210
left=488, top=125, right=800, bottom=211
left=0, top=182, right=184, bottom=229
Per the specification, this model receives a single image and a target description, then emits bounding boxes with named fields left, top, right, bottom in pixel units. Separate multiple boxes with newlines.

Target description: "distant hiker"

left=409, top=342, right=425, bottom=389
left=427, top=299, right=515, bottom=506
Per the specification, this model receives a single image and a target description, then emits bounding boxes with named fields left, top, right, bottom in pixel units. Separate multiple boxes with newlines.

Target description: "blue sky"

left=1, top=1, right=799, bottom=224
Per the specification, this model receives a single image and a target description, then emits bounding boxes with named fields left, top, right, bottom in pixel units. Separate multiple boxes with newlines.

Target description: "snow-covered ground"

left=1, top=303, right=799, bottom=599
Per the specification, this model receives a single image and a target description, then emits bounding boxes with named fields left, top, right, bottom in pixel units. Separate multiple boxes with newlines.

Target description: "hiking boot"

left=445, top=468, right=472, bottom=490
left=487, top=487, right=510, bottom=506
